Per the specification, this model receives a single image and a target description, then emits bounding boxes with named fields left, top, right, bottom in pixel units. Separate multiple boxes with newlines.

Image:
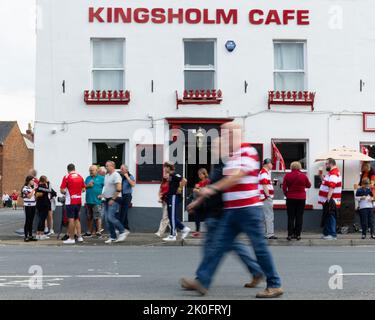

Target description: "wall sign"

left=225, top=40, right=236, bottom=52
left=89, top=8, right=310, bottom=26
left=363, top=112, right=375, bottom=132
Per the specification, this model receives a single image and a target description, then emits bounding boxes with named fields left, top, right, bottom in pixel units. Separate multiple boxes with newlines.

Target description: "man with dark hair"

left=318, top=158, right=342, bottom=240
left=60, top=164, right=86, bottom=244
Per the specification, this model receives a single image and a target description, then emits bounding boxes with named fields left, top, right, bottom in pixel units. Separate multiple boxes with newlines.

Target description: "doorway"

left=167, top=118, right=232, bottom=222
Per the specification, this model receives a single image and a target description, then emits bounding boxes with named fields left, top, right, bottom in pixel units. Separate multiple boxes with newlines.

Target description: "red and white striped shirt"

left=223, top=143, right=262, bottom=209
left=258, top=168, right=274, bottom=201
left=318, top=167, right=342, bottom=208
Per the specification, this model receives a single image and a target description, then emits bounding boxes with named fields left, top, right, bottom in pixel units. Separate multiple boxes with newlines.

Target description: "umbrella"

left=315, top=147, right=375, bottom=162
left=315, top=146, right=375, bottom=188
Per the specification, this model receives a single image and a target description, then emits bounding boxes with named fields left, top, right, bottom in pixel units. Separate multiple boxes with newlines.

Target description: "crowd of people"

left=19, top=162, right=136, bottom=244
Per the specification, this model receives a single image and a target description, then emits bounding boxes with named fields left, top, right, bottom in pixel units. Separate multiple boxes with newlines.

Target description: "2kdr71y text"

left=143, top=304, right=232, bottom=318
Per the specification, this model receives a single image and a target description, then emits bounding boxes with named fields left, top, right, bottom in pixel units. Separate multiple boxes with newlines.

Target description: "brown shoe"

left=244, top=275, right=264, bottom=288
left=180, top=278, right=208, bottom=295
left=256, top=287, right=284, bottom=298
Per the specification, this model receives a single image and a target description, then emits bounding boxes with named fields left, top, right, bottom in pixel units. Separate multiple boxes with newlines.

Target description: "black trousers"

left=286, top=199, right=306, bottom=237
left=24, top=206, right=36, bottom=238
left=37, top=207, right=49, bottom=232
left=119, top=194, right=132, bottom=231
left=359, top=208, right=374, bottom=236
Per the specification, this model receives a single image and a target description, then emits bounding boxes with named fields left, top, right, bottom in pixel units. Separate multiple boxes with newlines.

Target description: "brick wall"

left=1, top=124, right=34, bottom=204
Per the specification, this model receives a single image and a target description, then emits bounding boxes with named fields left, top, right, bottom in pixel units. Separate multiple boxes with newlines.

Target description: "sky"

left=0, top=0, right=36, bottom=132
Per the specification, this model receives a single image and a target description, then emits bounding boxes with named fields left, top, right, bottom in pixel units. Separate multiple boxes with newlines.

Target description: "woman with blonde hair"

left=282, top=161, right=312, bottom=241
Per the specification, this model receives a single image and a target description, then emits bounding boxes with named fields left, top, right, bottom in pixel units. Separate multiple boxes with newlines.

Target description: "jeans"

left=103, top=201, right=124, bottom=240
left=196, top=206, right=282, bottom=289
left=323, top=214, right=337, bottom=237
left=24, top=206, right=36, bottom=237
left=359, top=208, right=374, bottom=236
left=286, top=199, right=306, bottom=237
left=119, top=194, right=132, bottom=231
left=37, top=207, right=49, bottom=232
left=167, top=195, right=185, bottom=236
left=200, top=217, right=263, bottom=278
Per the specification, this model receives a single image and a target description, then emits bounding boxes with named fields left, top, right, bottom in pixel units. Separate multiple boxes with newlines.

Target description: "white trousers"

left=157, top=203, right=170, bottom=235
left=263, top=198, right=275, bottom=237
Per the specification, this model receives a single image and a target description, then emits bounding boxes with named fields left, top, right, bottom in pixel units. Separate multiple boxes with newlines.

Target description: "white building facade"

left=36, top=0, right=375, bottom=231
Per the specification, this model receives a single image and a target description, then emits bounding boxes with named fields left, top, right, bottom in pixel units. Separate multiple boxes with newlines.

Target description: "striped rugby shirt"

left=223, top=143, right=262, bottom=209
left=258, top=167, right=274, bottom=201
left=22, top=186, right=36, bottom=207
left=318, top=167, right=342, bottom=208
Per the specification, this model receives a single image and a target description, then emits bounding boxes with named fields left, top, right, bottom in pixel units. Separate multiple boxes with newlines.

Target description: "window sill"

left=84, top=90, right=131, bottom=105
left=176, top=90, right=222, bottom=109
left=268, top=91, right=315, bottom=111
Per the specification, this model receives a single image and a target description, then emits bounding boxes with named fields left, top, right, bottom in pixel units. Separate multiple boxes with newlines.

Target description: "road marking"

left=340, top=273, right=375, bottom=276
left=0, top=275, right=141, bottom=278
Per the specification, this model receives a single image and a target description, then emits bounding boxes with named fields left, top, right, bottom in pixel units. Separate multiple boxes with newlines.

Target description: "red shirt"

left=33, top=177, right=39, bottom=189
left=60, top=172, right=85, bottom=205
left=282, top=170, right=311, bottom=200
left=196, top=178, right=210, bottom=189
left=223, top=143, right=261, bottom=209
left=11, top=193, right=18, bottom=201
left=160, top=180, right=169, bottom=202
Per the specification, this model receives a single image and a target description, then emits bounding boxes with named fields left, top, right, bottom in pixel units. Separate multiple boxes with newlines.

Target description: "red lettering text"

left=151, top=8, right=166, bottom=24
left=249, top=9, right=264, bottom=25
left=185, top=8, right=202, bottom=24
left=297, top=10, right=310, bottom=25
left=89, top=7, right=104, bottom=23
left=134, top=8, right=149, bottom=24
left=265, top=10, right=282, bottom=25
left=217, top=9, right=238, bottom=24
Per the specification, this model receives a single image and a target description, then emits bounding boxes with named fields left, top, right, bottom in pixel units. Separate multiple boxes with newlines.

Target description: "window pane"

left=93, top=143, right=125, bottom=169
left=185, top=71, right=215, bottom=90
left=275, top=142, right=307, bottom=169
left=361, top=144, right=375, bottom=168
left=185, top=41, right=215, bottom=67
left=274, top=43, right=304, bottom=70
left=93, top=70, right=124, bottom=90
left=274, top=72, right=304, bottom=91
left=93, top=39, right=124, bottom=68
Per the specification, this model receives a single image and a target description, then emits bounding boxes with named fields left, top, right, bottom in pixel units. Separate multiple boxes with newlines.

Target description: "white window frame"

left=183, top=39, right=217, bottom=91
left=273, top=40, right=307, bottom=91
left=271, top=139, right=309, bottom=173
left=91, top=38, right=126, bottom=90
left=89, top=140, right=129, bottom=170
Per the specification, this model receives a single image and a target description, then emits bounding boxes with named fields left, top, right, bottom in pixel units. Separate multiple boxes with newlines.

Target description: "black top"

left=167, top=173, right=182, bottom=196
left=36, top=183, right=52, bottom=210
left=197, top=162, right=224, bottom=218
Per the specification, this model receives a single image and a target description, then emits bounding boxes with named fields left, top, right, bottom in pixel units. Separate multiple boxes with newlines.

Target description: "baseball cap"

left=263, top=158, right=273, bottom=165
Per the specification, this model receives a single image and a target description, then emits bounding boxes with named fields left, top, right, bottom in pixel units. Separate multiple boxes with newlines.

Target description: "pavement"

left=1, top=208, right=374, bottom=247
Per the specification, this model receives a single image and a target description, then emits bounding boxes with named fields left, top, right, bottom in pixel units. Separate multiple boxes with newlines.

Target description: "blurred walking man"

left=60, top=164, right=86, bottom=245
left=180, top=122, right=283, bottom=298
